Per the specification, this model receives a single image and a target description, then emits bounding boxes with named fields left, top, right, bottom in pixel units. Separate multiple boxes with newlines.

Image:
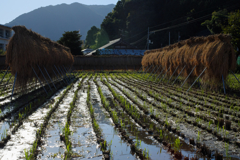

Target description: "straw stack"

left=142, top=34, right=236, bottom=87
left=6, top=26, right=74, bottom=88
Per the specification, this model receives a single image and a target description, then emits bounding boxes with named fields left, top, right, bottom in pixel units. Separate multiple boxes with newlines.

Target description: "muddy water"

left=0, top=85, right=67, bottom=159
left=0, top=82, right=43, bottom=105
left=0, top=82, right=62, bottom=138
left=106, top=77, right=216, bottom=160
left=37, top=80, right=80, bottom=160
left=0, top=81, right=52, bottom=119
left=97, top=79, right=173, bottom=160
left=69, top=79, right=102, bottom=160
left=115, top=78, right=240, bottom=159
left=90, top=80, right=137, bottom=160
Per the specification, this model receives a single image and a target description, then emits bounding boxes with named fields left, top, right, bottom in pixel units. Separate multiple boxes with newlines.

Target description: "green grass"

left=226, top=74, right=240, bottom=90
left=0, top=72, right=12, bottom=81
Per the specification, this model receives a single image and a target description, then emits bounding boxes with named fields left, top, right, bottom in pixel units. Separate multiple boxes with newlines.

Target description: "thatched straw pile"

left=142, top=34, right=236, bottom=87
left=6, top=26, right=74, bottom=88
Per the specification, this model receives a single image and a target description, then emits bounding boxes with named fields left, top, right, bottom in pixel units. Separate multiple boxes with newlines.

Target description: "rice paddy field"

left=0, top=71, right=240, bottom=160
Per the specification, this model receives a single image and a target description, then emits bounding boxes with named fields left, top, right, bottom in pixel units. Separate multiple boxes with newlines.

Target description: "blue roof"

left=98, top=49, right=145, bottom=56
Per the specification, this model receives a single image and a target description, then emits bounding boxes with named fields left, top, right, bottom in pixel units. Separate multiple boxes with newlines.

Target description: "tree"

left=85, top=26, right=100, bottom=47
left=201, top=9, right=228, bottom=34
left=91, top=29, right=110, bottom=49
left=0, top=49, right=5, bottom=55
left=222, top=10, right=240, bottom=59
left=203, top=10, right=240, bottom=59
left=58, top=31, right=83, bottom=55
left=86, top=0, right=240, bottom=49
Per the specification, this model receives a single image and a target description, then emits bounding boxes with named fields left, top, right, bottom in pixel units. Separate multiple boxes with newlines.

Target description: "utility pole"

left=147, top=27, right=153, bottom=50
left=169, top=32, right=170, bottom=45
left=147, top=27, right=150, bottom=50
left=178, top=32, right=180, bottom=42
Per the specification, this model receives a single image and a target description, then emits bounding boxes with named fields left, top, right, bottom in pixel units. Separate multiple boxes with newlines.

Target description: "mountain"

left=5, top=3, right=115, bottom=41
left=86, top=4, right=114, bottom=17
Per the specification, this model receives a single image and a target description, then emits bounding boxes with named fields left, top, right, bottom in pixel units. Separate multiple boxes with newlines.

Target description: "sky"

left=0, top=0, right=118, bottom=24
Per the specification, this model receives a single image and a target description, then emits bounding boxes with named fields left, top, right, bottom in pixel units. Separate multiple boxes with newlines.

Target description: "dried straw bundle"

left=142, top=34, right=236, bottom=87
left=6, top=26, right=74, bottom=88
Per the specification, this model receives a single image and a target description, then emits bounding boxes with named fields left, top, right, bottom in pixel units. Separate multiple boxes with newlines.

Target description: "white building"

left=0, top=24, right=12, bottom=51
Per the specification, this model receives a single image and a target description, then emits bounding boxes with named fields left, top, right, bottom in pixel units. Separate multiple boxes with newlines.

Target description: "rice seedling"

left=208, top=121, right=212, bottom=129
left=225, top=142, right=230, bottom=159
left=197, top=131, right=201, bottom=143
left=165, top=117, right=169, bottom=127
left=159, top=130, right=163, bottom=139
left=174, top=138, right=182, bottom=152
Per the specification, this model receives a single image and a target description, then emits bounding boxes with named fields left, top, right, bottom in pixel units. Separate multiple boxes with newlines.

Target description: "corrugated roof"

left=0, top=24, right=12, bottom=29
left=86, top=38, right=121, bottom=56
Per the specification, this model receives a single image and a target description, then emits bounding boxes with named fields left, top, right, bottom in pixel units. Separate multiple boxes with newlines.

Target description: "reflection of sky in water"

left=106, top=78, right=223, bottom=160
left=0, top=122, right=10, bottom=140
left=90, top=81, right=136, bottom=160
left=115, top=78, right=240, bottom=159
left=70, top=83, right=102, bottom=160
left=0, top=76, right=239, bottom=160
left=38, top=80, right=80, bottom=160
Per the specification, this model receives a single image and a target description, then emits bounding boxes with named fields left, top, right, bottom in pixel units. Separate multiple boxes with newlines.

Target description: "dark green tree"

left=58, top=31, right=83, bottom=55
left=101, top=0, right=126, bottom=40
left=201, top=9, right=228, bottom=34
left=91, top=29, right=110, bottom=49
left=203, top=10, right=240, bottom=59
left=223, top=10, right=240, bottom=59
left=85, top=26, right=100, bottom=46
left=0, top=49, right=5, bottom=55
left=86, top=0, right=240, bottom=49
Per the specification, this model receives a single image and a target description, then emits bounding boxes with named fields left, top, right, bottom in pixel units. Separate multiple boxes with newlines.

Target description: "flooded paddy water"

left=0, top=73, right=239, bottom=160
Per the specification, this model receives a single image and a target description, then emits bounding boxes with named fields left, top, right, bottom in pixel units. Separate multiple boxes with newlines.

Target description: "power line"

left=125, top=1, right=240, bottom=47
left=123, top=30, right=147, bottom=41
left=130, top=35, right=147, bottom=45
left=123, top=1, right=240, bottom=42
left=149, top=0, right=240, bottom=30
left=150, top=14, right=212, bottom=34
left=129, top=14, right=211, bottom=46
left=128, top=14, right=210, bottom=46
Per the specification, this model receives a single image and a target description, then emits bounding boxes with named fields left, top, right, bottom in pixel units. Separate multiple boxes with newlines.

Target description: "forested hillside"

left=86, top=0, right=240, bottom=50
left=5, top=3, right=115, bottom=41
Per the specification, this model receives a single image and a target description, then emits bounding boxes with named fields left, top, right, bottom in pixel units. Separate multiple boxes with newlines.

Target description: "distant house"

left=86, top=38, right=145, bottom=56
left=0, top=24, right=12, bottom=51
left=82, top=48, right=94, bottom=55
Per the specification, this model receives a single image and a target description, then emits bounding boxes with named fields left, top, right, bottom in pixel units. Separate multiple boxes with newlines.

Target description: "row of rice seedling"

left=94, top=74, right=152, bottom=159
left=0, top=76, right=69, bottom=110
left=127, top=73, right=240, bottom=120
left=113, top=77, right=237, bottom=154
left=102, top=74, right=202, bottom=160
left=130, top=72, right=239, bottom=103
left=118, top=75, right=240, bottom=132
left=0, top=70, right=238, bottom=160
left=123, top=73, right=240, bottom=126
left=113, top=73, right=240, bottom=159
left=111, top=75, right=214, bottom=157
left=121, top=74, right=240, bottom=132
left=0, top=79, right=67, bottom=123
left=0, top=78, right=72, bottom=149
left=24, top=77, right=78, bottom=159
left=61, top=74, right=88, bottom=159
left=85, top=76, right=111, bottom=160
